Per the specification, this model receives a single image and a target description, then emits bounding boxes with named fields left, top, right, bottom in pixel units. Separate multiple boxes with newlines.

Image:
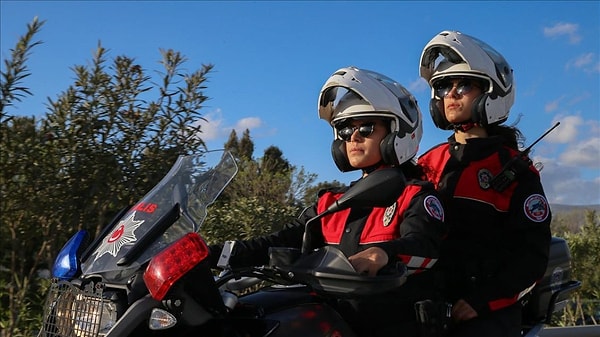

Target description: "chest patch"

left=524, top=194, right=550, bottom=222
left=424, top=195, right=444, bottom=221
left=383, top=202, right=397, bottom=227
left=477, top=168, right=493, bottom=190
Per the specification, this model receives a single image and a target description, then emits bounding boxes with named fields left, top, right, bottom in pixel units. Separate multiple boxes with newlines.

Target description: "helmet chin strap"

left=452, top=121, right=479, bottom=132
left=361, top=161, right=386, bottom=176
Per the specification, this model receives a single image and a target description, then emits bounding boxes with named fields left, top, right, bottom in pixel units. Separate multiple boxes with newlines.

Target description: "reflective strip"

left=517, top=282, right=537, bottom=300
left=489, top=282, right=537, bottom=311
left=399, top=255, right=438, bottom=275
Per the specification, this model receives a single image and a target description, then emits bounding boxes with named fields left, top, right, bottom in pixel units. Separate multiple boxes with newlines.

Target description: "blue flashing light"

left=52, top=230, right=88, bottom=280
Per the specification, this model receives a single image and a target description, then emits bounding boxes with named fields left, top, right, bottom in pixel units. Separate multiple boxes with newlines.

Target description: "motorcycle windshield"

left=81, top=150, right=238, bottom=276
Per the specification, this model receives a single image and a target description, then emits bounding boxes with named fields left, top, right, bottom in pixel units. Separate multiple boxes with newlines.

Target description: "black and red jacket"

left=418, top=135, right=552, bottom=317
left=316, top=181, right=445, bottom=275
left=216, top=170, right=446, bottom=278
left=209, top=167, right=447, bottom=329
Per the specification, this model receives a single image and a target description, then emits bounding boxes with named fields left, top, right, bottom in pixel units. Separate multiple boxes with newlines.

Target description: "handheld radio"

left=490, top=122, right=560, bottom=192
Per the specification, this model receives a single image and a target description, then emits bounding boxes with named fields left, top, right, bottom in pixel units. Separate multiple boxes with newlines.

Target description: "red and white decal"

left=523, top=194, right=549, bottom=222
left=133, top=202, right=157, bottom=213
left=424, top=195, right=444, bottom=222
left=93, top=211, right=144, bottom=261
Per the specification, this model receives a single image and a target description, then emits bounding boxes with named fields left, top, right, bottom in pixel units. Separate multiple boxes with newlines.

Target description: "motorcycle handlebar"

left=220, top=276, right=263, bottom=292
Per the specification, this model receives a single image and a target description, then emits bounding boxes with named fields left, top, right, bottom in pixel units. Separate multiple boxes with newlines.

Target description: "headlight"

left=53, top=293, right=117, bottom=337
left=73, top=293, right=118, bottom=336
left=41, top=280, right=118, bottom=337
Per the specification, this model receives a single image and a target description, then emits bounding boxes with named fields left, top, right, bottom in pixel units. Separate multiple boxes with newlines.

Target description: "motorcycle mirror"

left=302, top=168, right=406, bottom=254
left=322, top=167, right=406, bottom=215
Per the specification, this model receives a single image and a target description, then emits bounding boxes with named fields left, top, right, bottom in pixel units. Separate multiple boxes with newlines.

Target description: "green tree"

left=238, top=128, right=254, bottom=160
left=1, top=17, right=51, bottom=336
left=0, top=115, right=59, bottom=337
left=559, top=210, right=600, bottom=326
left=302, top=180, right=345, bottom=206
left=1, top=18, right=213, bottom=337
left=0, top=17, right=43, bottom=115
left=224, top=129, right=239, bottom=156
left=550, top=209, right=600, bottom=326
left=261, top=145, right=290, bottom=174
left=1, top=16, right=349, bottom=337
left=202, top=130, right=318, bottom=244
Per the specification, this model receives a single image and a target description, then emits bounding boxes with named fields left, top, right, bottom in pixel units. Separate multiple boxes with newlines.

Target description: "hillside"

left=550, top=204, right=600, bottom=214
left=550, top=204, right=599, bottom=233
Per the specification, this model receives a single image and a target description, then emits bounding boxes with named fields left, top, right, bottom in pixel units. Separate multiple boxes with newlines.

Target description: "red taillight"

left=143, top=233, right=209, bottom=300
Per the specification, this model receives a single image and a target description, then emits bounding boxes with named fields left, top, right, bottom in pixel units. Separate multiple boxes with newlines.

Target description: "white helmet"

left=419, top=30, right=515, bottom=129
left=318, top=66, right=423, bottom=172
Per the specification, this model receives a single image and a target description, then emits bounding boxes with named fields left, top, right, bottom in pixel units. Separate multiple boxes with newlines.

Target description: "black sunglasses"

left=337, top=123, right=375, bottom=142
left=434, top=79, right=481, bottom=99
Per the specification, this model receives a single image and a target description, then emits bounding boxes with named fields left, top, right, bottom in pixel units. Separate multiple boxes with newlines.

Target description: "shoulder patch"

left=523, top=194, right=550, bottom=222
left=424, top=195, right=444, bottom=221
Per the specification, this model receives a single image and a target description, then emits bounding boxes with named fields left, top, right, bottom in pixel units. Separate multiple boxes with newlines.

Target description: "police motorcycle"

left=38, top=149, right=583, bottom=337
left=38, top=149, right=410, bottom=337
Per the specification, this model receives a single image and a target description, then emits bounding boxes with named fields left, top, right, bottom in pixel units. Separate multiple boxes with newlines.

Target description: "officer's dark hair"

left=486, top=124, right=524, bottom=150
left=400, top=160, right=426, bottom=181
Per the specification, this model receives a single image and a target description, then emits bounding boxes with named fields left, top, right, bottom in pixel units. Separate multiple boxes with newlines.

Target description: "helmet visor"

left=320, top=86, right=376, bottom=121
left=319, top=87, right=351, bottom=122
left=432, top=78, right=485, bottom=100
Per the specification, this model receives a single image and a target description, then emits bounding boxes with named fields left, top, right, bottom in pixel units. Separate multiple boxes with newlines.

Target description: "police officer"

left=417, top=31, right=552, bottom=337
left=211, top=66, right=447, bottom=337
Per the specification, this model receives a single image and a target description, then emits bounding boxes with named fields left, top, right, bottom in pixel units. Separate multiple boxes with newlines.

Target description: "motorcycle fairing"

left=80, top=151, right=238, bottom=281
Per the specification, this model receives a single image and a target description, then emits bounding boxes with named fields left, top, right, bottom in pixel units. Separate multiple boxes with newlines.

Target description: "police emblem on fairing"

left=383, top=202, right=397, bottom=227
left=93, top=211, right=144, bottom=261
left=478, top=169, right=493, bottom=190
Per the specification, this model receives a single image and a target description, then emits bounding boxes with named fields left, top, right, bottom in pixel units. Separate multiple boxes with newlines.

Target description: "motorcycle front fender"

left=263, top=302, right=358, bottom=337
left=178, top=303, right=357, bottom=337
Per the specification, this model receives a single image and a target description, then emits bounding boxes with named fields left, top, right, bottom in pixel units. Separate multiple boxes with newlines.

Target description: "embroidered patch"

left=383, top=202, right=397, bottom=227
left=424, top=195, right=444, bottom=221
left=93, top=211, right=144, bottom=261
left=478, top=168, right=493, bottom=190
left=523, top=194, right=549, bottom=222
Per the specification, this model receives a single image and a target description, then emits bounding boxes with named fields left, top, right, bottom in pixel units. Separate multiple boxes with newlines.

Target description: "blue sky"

left=1, top=1, right=599, bottom=205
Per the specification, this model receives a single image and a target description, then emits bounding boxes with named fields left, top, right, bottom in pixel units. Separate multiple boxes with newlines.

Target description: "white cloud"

left=559, top=137, right=600, bottom=168
left=196, top=109, right=225, bottom=140
left=408, top=77, right=430, bottom=95
left=546, top=115, right=582, bottom=143
left=536, top=156, right=600, bottom=205
left=568, top=92, right=591, bottom=106
left=590, top=119, right=600, bottom=135
left=572, top=53, right=594, bottom=68
left=543, top=93, right=589, bottom=114
left=566, top=53, right=599, bottom=73
left=544, top=99, right=560, bottom=113
left=539, top=114, right=600, bottom=204
left=234, top=117, right=262, bottom=131
left=543, top=22, right=581, bottom=44
left=196, top=110, right=264, bottom=141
